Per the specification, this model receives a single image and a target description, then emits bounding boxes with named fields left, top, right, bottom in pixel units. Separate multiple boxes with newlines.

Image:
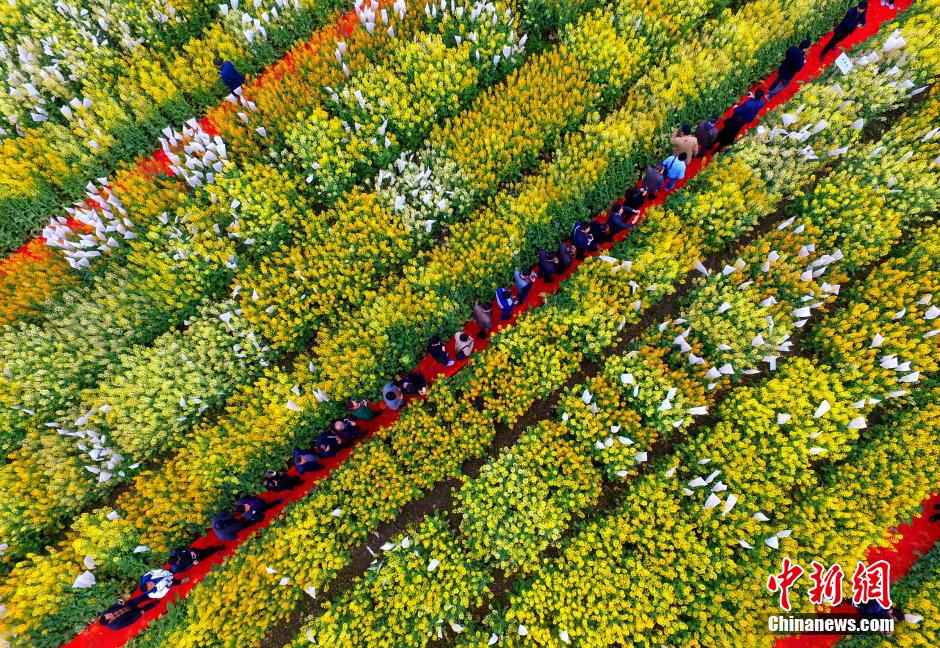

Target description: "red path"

left=63, top=1, right=930, bottom=646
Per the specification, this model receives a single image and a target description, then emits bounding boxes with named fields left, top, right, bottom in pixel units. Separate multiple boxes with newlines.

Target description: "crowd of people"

left=93, top=5, right=878, bottom=631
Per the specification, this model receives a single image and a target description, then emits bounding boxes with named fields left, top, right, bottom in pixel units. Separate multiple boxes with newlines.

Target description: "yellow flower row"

left=467, top=226, right=938, bottom=644
left=484, top=379, right=939, bottom=648
left=841, top=543, right=940, bottom=648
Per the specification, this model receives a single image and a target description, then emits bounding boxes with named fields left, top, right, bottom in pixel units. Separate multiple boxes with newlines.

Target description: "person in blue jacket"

left=215, top=57, right=245, bottom=92
left=235, top=496, right=270, bottom=523
left=496, top=286, right=516, bottom=321
left=292, top=446, right=323, bottom=474
left=716, top=88, right=767, bottom=149
left=513, top=268, right=537, bottom=304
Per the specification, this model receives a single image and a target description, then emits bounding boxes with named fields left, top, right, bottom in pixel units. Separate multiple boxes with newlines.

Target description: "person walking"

left=454, top=331, right=474, bottom=360
left=820, top=3, right=867, bottom=59
left=398, top=372, right=428, bottom=397
left=98, top=597, right=158, bottom=630
left=607, top=202, right=630, bottom=234
left=695, top=117, right=719, bottom=153
left=495, top=286, right=516, bottom=321
left=139, top=569, right=182, bottom=600
left=211, top=511, right=249, bottom=542
left=382, top=382, right=405, bottom=410
left=590, top=219, right=612, bottom=245
left=671, top=124, right=699, bottom=159
left=234, top=496, right=270, bottom=524
left=513, top=268, right=537, bottom=304
left=427, top=336, right=454, bottom=367
left=642, top=163, right=664, bottom=197
left=661, top=152, right=688, bottom=190
left=716, top=89, right=766, bottom=149
left=621, top=186, right=647, bottom=223
left=557, top=242, right=575, bottom=272
left=572, top=221, right=596, bottom=259
left=472, top=302, right=493, bottom=339
left=215, top=57, right=245, bottom=92
left=347, top=397, right=379, bottom=421
left=768, top=39, right=810, bottom=97
left=292, top=446, right=323, bottom=474
left=263, top=470, right=302, bottom=492
left=167, top=546, right=219, bottom=574
left=538, top=249, right=559, bottom=283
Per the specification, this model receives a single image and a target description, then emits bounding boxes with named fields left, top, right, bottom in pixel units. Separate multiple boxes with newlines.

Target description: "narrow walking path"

left=62, top=1, right=913, bottom=645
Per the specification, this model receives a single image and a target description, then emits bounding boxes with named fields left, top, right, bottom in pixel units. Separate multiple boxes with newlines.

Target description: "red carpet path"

left=63, top=1, right=929, bottom=646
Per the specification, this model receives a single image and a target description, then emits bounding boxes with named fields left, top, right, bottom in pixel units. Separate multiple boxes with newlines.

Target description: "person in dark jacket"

left=572, top=221, right=596, bottom=259
left=313, top=429, right=344, bottom=457
left=590, top=219, right=613, bottom=245
left=215, top=57, right=245, bottom=92
left=397, top=372, right=428, bottom=397
left=695, top=117, right=719, bottom=154
left=769, top=39, right=810, bottom=97
left=331, top=417, right=363, bottom=444
left=716, top=89, right=766, bottom=149
left=167, top=546, right=219, bottom=574
left=495, top=286, right=516, bottom=321
left=235, top=496, right=270, bottom=523
left=427, top=336, right=454, bottom=367
left=472, top=302, right=493, bottom=339
left=263, top=470, right=302, bottom=492
left=211, top=511, right=249, bottom=542
left=821, top=3, right=867, bottom=58
left=98, top=597, right=157, bottom=630
left=538, top=249, right=559, bottom=283
left=607, top=203, right=629, bottom=235
left=621, top=186, right=647, bottom=222
left=292, top=446, right=324, bottom=473
left=857, top=600, right=903, bottom=621
left=642, top=164, right=664, bottom=197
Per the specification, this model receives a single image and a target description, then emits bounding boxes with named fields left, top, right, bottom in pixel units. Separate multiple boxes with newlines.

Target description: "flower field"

left=0, top=0, right=938, bottom=647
